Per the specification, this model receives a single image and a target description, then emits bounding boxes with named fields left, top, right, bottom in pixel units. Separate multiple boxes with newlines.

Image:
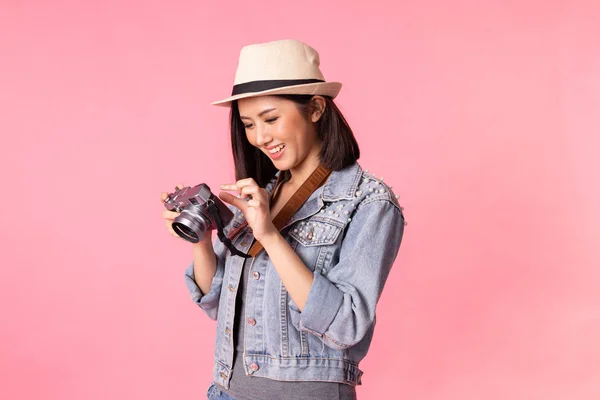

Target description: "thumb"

left=219, top=192, right=247, bottom=212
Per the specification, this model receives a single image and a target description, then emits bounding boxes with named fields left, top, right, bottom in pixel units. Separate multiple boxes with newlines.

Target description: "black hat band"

left=231, top=79, right=325, bottom=96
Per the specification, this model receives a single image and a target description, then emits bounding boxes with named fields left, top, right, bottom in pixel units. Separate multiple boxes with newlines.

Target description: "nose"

left=254, top=124, right=273, bottom=147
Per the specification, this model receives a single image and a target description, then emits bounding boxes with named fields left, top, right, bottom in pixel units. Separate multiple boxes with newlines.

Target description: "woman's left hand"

left=219, top=178, right=277, bottom=242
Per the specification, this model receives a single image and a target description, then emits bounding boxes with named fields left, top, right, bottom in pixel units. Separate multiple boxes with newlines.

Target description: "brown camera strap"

left=245, top=164, right=332, bottom=257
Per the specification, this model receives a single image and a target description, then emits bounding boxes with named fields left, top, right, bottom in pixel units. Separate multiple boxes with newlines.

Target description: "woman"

left=161, top=39, right=405, bottom=400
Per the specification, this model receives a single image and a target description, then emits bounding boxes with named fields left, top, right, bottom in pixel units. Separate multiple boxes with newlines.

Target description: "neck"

left=287, top=149, right=321, bottom=188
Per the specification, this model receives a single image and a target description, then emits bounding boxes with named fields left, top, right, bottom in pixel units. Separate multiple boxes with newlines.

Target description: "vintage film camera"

left=163, top=183, right=232, bottom=243
left=163, top=184, right=249, bottom=257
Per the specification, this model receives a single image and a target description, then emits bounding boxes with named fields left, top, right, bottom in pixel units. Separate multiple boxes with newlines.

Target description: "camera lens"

left=172, top=210, right=210, bottom=243
left=173, top=224, right=199, bottom=242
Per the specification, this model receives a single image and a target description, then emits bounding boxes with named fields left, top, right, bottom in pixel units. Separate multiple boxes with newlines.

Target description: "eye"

left=243, top=123, right=254, bottom=129
left=265, top=117, right=278, bottom=124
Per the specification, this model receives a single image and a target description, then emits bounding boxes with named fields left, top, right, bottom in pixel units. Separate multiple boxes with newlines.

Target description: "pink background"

left=1, top=1, right=599, bottom=399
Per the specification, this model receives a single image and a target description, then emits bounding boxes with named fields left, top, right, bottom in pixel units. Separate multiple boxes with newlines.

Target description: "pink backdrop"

left=1, top=1, right=599, bottom=399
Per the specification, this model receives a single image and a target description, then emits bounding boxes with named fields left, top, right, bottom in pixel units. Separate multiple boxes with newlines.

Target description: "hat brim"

left=210, top=82, right=342, bottom=107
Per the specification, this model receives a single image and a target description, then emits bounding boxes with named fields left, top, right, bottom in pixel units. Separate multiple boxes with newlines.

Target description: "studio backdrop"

left=0, top=1, right=598, bottom=399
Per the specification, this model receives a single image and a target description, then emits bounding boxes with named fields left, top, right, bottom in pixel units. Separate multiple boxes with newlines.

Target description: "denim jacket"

left=184, top=162, right=405, bottom=388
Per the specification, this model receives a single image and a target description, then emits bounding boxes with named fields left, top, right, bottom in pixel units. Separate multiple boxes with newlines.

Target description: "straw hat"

left=211, top=39, right=342, bottom=106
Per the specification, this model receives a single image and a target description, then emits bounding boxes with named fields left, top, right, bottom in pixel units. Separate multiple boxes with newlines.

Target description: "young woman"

left=161, top=39, right=405, bottom=400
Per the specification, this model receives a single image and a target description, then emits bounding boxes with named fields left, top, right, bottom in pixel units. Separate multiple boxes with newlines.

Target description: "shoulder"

left=326, top=163, right=404, bottom=213
left=354, top=168, right=403, bottom=213
left=320, top=163, right=407, bottom=229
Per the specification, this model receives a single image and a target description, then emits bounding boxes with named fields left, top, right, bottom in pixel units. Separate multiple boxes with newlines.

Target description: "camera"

left=163, top=184, right=233, bottom=243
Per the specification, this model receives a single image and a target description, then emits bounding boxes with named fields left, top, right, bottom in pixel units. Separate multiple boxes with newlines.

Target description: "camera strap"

left=206, top=202, right=251, bottom=258
left=214, top=164, right=331, bottom=258
left=247, top=164, right=332, bottom=257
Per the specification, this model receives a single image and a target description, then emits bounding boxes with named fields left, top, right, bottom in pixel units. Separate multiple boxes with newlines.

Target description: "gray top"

left=217, top=259, right=357, bottom=400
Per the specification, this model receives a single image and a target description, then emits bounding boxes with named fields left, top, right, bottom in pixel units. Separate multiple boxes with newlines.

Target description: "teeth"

left=268, top=144, right=285, bottom=154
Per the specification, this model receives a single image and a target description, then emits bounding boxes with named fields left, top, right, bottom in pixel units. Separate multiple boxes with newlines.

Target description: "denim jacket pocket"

left=289, top=217, right=344, bottom=247
left=288, top=217, right=344, bottom=275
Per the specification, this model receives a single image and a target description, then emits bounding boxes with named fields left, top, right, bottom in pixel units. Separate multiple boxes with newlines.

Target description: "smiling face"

left=237, top=95, right=324, bottom=177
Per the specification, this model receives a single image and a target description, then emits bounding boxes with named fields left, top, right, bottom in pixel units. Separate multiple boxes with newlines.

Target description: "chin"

left=272, top=159, right=292, bottom=171
left=266, top=152, right=288, bottom=168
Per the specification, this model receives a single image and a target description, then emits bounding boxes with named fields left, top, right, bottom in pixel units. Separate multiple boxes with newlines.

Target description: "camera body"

left=163, top=184, right=233, bottom=243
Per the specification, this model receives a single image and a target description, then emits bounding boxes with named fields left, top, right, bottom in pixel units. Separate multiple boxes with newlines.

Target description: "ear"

left=310, top=96, right=327, bottom=123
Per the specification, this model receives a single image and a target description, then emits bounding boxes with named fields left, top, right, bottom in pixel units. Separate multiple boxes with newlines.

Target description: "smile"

left=268, top=144, right=285, bottom=154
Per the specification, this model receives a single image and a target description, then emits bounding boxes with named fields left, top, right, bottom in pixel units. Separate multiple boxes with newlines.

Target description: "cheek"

left=281, top=120, right=305, bottom=143
left=298, top=129, right=317, bottom=151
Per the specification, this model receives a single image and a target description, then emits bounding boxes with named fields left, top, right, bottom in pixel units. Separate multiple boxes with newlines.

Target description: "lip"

left=267, top=145, right=286, bottom=160
left=265, top=144, right=284, bottom=150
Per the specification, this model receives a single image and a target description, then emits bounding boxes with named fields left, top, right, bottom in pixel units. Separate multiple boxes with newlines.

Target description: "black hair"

left=229, top=95, right=360, bottom=187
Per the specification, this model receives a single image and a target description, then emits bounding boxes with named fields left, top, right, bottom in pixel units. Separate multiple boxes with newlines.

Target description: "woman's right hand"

left=160, top=184, right=184, bottom=240
left=160, top=184, right=215, bottom=245
left=161, top=184, right=217, bottom=294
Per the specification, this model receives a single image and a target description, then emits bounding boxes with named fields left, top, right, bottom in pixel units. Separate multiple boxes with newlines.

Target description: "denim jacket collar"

left=321, top=162, right=362, bottom=201
left=272, top=162, right=362, bottom=199
left=280, top=163, right=363, bottom=229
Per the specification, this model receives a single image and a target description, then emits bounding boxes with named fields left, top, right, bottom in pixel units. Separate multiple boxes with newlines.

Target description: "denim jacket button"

left=247, top=317, right=256, bottom=326
left=249, top=363, right=259, bottom=372
left=252, top=271, right=260, bottom=280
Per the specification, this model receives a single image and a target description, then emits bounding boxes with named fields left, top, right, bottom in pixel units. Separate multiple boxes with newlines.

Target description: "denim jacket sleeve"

left=183, top=237, right=228, bottom=320
left=291, top=199, right=404, bottom=350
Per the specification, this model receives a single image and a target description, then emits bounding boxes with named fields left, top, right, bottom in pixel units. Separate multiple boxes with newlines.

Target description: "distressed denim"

left=185, top=162, right=405, bottom=389
left=207, top=382, right=235, bottom=400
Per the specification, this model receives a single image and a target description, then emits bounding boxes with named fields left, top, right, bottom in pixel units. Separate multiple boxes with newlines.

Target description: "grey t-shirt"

left=217, top=259, right=357, bottom=400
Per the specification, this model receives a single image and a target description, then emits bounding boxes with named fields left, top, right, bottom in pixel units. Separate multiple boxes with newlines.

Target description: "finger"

left=240, top=186, right=260, bottom=197
left=234, top=178, right=258, bottom=189
left=219, top=183, right=239, bottom=191
left=161, top=184, right=184, bottom=202
left=219, top=191, right=247, bottom=211
left=164, top=220, right=182, bottom=238
left=165, top=220, right=175, bottom=233
left=236, top=179, right=260, bottom=200
left=247, top=198, right=262, bottom=208
left=162, top=210, right=180, bottom=220
left=238, top=185, right=261, bottom=200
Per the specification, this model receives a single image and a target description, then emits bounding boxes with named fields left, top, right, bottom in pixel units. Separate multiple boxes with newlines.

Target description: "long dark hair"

left=229, top=95, right=360, bottom=187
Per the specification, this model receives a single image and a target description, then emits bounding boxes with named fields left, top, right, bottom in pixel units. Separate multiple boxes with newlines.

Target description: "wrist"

left=192, top=231, right=214, bottom=249
left=258, top=229, right=283, bottom=249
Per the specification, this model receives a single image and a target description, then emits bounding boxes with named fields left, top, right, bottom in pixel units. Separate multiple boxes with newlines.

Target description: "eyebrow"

left=240, top=108, right=277, bottom=120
